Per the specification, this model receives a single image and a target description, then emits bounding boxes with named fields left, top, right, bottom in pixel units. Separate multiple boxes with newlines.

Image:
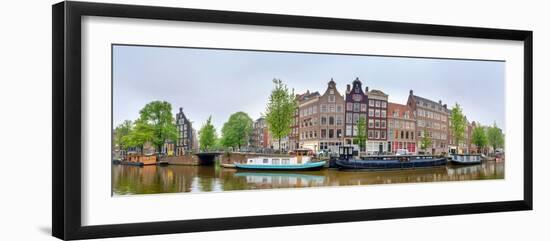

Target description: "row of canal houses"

left=251, top=77, right=481, bottom=155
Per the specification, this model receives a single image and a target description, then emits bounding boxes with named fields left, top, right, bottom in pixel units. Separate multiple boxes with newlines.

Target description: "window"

left=329, top=95, right=335, bottom=102
left=329, top=116, right=335, bottom=125
left=381, top=101, right=387, bottom=108
left=381, top=131, right=386, bottom=139
left=321, top=129, right=327, bottom=138
left=321, top=116, right=327, bottom=125
left=360, top=104, right=367, bottom=112
left=369, top=109, right=374, bottom=117
left=353, top=113, right=359, bottom=123
left=312, top=105, right=317, bottom=114
left=381, top=110, right=386, bottom=118
left=346, top=125, right=352, bottom=136
left=401, top=131, right=404, bottom=139
left=329, top=129, right=334, bottom=138
left=368, top=119, right=374, bottom=128
left=337, top=129, right=342, bottom=138
left=381, top=120, right=386, bottom=128
left=330, top=89, right=334, bottom=94
left=368, top=130, right=374, bottom=139
left=353, top=125, right=358, bottom=136
left=346, top=102, right=353, bottom=111
left=336, top=104, right=343, bottom=113
left=272, top=159, right=280, bottom=165
left=346, top=113, right=353, bottom=123
left=336, top=115, right=343, bottom=125
left=375, top=130, right=380, bottom=139
left=375, top=119, right=380, bottom=128
left=353, top=103, right=360, bottom=112
left=375, top=109, right=380, bottom=117
left=263, top=159, right=269, bottom=164
left=369, top=99, right=375, bottom=107
left=282, top=159, right=290, bottom=165
left=320, top=104, right=327, bottom=113
left=329, top=104, right=335, bottom=112
left=375, top=100, right=381, bottom=107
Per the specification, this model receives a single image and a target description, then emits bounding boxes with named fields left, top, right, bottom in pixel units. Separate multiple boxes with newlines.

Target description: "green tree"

left=114, top=120, right=133, bottom=151
left=487, top=122, right=504, bottom=154
left=471, top=125, right=488, bottom=154
left=198, top=116, right=217, bottom=151
left=265, top=79, right=297, bottom=152
left=420, top=135, right=432, bottom=153
left=135, top=101, right=178, bottom=154
left=354, top=116, right=367, bottom=151
left=126, top=119, right=155, bottom=154
left=221, top=112, right=253, bottom=149
left=450, top=103, right=467, bottom=149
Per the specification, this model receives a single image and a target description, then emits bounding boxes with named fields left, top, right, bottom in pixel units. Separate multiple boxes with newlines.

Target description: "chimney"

left=346, top=84, right=351, bottom=93
left=438, top=100, right=442, bottom=105
left=443, top=104, right=447, bottom=109
left=179, top=107, right=183, bottom=112
left=365, top=86, right=369, bottom=92
left=409, top=89, right=413, bottom=95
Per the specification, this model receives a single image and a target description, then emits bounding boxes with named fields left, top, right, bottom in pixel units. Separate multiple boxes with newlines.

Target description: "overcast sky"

left=113, top=45, right=505, bottom=134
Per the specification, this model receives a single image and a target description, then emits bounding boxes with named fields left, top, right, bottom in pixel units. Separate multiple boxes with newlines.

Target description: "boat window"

left=249, top=159, right=253, bottom=163
left=282, top=159, right=290, bottom=165
left=263, top=159, right=269, bottom=164
left=272, top=159, right=280, bottom=165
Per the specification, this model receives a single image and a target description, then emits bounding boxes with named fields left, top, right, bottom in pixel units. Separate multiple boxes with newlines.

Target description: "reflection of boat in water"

left=332, top=146, right=447, bottom=170
left=234, top=172, right=325, bottom=186
left=234, top=149, right=325, bottom=171
left=450, top=154, right=481, bottom=165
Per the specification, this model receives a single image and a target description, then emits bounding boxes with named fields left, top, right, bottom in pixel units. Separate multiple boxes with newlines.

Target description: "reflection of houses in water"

left=235, top=172, right=325, bottom=188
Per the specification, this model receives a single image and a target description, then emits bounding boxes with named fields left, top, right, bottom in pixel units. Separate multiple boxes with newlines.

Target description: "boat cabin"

left=338, top=146, right=357, bottom=160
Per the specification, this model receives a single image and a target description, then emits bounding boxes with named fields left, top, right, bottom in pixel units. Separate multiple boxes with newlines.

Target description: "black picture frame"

left=52, top=1, right=533, bottom=240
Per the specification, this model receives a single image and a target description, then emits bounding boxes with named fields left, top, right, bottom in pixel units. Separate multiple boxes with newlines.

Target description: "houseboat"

left=332, top=146, right=447, bottom=170
left=449, top=154, right=482, bottom=165
left=121, top=153, right=157, bottom=166
left=234, top=149, right=325, bottom=171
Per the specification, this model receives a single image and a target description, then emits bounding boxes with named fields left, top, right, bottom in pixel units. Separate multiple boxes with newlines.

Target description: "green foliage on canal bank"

left=450, top=103, right=466, bottom=147
left=487, top=122, right=505, bottom=152
left=199, top=116, right=217, bottom=151
left=471, top=125, right=488, bottom=153
left=265, top=79, right=297, bottom=152
left=221, top=112, right=253, bottom=150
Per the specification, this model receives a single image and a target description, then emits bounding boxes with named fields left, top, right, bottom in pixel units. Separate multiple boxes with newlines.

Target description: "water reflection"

left=112, top=162, right=504, bottom=195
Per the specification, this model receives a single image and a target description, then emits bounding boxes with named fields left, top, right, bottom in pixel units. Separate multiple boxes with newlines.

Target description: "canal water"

left=112, top=161, right=504, bottom=195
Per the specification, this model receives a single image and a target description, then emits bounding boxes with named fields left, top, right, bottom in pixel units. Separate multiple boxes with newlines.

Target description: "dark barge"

left=331, top=146, right=447, bottom=170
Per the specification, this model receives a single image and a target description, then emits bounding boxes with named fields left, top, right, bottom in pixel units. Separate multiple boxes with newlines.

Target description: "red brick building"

left=387, top=102, right=417, bottom=154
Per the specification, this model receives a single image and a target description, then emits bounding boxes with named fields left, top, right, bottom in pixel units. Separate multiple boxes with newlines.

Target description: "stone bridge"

left=162, top=152, right=291, bottom=166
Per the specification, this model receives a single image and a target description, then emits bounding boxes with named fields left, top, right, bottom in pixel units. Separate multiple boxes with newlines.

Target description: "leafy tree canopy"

left=198, top=116, right=217, bottom=151
left=265, top=79, right=297, bottom=151
left=136, top=101, right=178, bottom=153
left=471, top=125, right=488, bottom=152
left=450, top=103, right=467, bottom=146
left=221, top=112, right=253, bottom=149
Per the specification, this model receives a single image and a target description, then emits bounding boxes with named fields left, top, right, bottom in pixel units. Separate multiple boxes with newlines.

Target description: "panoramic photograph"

left=111, top=44, right=506, bottom=195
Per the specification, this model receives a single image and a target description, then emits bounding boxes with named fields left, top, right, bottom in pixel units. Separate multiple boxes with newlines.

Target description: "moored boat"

left=234, top=149, right=325, bottom=171
left=450, top=154, right=482, bottom=165
left=332, top=146, right=447, bottom=170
